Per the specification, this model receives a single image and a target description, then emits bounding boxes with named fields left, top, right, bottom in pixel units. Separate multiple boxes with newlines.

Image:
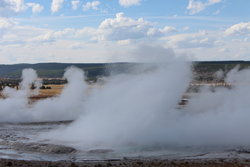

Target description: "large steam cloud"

left=42, top=62, right=191, bottom=149
left=41, top=64, right=250, bottom=150
left=1, top=62, right=250, bottom=150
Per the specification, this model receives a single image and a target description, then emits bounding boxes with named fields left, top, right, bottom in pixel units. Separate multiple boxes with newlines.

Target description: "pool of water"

left=1, top=121, right=250, bottom=162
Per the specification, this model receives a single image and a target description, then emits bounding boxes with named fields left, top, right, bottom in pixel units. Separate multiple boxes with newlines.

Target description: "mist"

left=2, top=62, right=250, bottom=150
left=30, top=67, right=87, bottom=122
left=41, top=64, right=250, bottom=150
left=41, top=62, right=192, bottom=149
left=0, top=66, right=87, bottom=122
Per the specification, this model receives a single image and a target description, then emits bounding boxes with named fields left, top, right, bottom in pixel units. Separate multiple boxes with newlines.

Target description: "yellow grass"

left=38, top=85, right=64, bottom=97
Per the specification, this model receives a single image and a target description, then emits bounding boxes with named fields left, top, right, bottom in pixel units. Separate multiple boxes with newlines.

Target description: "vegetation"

left=0, top=61, right=249, bottom=86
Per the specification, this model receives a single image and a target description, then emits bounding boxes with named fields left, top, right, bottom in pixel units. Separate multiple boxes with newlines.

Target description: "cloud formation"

left=0, top=0, right=44, bottom=16
left=71, top=0, right=80, bottom=10
left=187, top=0, right=222, bottom=15
left=0, top=17, right=14, bottom=37
left=51, top=0, right=64, bottom=13
left=119, top=0, right=141, bottom=7
left=83, top=1, right=100, bottom=11
left=95, top=13, right=176, bottom=41
left=17, top=13, right=176, bottom=44
left=26, top=3, right=44, bottom=13
left=0, top=0, right=26, bottom=16
left=225, top=22, right=250, bottom=36
left=83, top=1, right=101, bottom=11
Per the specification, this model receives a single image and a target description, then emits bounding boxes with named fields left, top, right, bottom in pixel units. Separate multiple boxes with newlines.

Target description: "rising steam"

left=42, top=64, right=250, bottom=149
left=42, top=62, right=191, bottom=149
left=1, top=62, right=250, bottom=150
left=0, top=66, right=87, bottom=122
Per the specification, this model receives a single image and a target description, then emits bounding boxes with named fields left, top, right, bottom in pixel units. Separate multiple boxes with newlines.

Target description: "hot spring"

left=1, top=61, right=250, bottom=161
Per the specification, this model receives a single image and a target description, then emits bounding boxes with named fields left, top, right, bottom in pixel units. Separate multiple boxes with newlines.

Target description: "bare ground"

left=1, top=158, right=250, bottom=167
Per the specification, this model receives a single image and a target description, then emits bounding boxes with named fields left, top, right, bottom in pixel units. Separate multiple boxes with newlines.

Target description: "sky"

left=0, top=0, right=250, bottom=64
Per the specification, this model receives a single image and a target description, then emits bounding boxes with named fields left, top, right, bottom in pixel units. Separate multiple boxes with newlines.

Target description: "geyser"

left=41, top=64, right=250, bottom=150
left=41, top=62, right=192, bottom=149
left=0, top=66, right=87, bottom=122
left=2, top=62, right=250, bottom=151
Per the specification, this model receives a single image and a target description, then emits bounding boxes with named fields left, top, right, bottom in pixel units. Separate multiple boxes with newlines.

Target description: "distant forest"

left=0, top=61, right=249, bottom=81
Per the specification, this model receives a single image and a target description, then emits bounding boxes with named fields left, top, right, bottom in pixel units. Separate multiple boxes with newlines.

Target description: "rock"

left=12, top=142, right=76, bottom=154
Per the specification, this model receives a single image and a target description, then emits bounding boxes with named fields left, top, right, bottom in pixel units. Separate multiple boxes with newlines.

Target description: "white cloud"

left=187, top=0, right=222, bottom=15
left=11, top=13, right=176, bottom=43
left=5, top=13, right=250, bottom=63
left=161, top=29, right=250, bottom=61
left=117, top=39, right=131, bottom=45
left=26, top=3, right=44, bottom=13
left=0, top=13, right=181, bottom=63
left=164, top=30, right=216, bottom=49
left=225, top=22, right=250, bottom=36
left=83, top=1, right=100, bottom=11
left=0, top=17, right=14, bottom=37
left=0, top=0, right=43, bottom=16
left=51, top=0, right=64, bottom=13
left=28, top=28, right=77, bottom=43
left=29, top=31, right=55, bottom=43
left=2, top=22, right=250, bottom=63
left=161, top=26, right=177, bottom=33
left=71, top=0, right=80, bottom=10
left=95, top=13, right=175, bottom=41
left=0, top=18, right=14, bottom=29
left=97, top=12, right=151, bottom=40
left=119, top=0, right=141, bottom=7
left=0, top=0, right=26, bottom=17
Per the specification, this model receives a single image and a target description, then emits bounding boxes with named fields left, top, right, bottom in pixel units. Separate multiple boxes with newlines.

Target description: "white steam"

left=0, top=66, right=87, bottom=122
left=0, top=69, right=38, bottom=122
left=31, top=67, right=87, bottom=122
left=183, top=68, right=250, bottom=146
left=42, top=64, right=250, bottom=149
left=2, top=62, right=250, bottom=150
left=42, top=62, right=192, bottom=149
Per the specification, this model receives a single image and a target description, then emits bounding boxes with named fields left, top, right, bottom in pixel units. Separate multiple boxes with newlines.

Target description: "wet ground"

left=1, top=121, right=250, bottom=166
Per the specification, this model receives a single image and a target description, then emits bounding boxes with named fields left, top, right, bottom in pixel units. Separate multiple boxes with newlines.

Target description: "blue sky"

left=0, top=0, right=250, bottom=64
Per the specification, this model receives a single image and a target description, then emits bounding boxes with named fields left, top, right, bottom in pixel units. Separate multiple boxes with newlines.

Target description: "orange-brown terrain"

left=30, top=85, right=64, bottom=100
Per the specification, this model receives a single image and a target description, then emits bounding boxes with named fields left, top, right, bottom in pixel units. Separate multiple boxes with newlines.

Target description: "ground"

left=0, top=158, right=250, bottom=167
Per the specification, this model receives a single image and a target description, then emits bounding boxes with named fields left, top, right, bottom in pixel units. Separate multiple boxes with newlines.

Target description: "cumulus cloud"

left=94, top=13, right=176, bottom=41
left=119, top=0, right=141, bottom=7
left=0, top=0, right=26, bottom=17
left=51, top=0, right=64, bottom=13
left=26, top=3, right=44, bottom=13
left=187, top=0, right=222, bottom=15
left=83, top=1, right=100, bottom=11
left=21, top=13, right=176, bottom=44
left=0, top=0, right=43, bottom=16
left=71, top=0, right=80, bottom=10
left=225, top=22, right=250, bottom=36
left=2, top=22, right=250, bottom=63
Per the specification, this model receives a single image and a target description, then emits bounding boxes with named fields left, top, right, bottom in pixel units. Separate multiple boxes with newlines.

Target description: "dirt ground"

left=0, top=158, right=250, bottom=167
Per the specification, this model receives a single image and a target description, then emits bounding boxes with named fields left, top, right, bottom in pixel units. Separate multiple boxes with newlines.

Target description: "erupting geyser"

left=0, top=66, right=87, bottom=122
left=1, top=62, right=250, bottom=152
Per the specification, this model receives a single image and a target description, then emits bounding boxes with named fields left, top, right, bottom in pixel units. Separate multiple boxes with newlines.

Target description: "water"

left=1, top=121, right=250, bottom=162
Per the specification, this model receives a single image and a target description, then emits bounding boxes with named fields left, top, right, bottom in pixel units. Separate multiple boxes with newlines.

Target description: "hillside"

left=0, top=61, right=249, bottom=80
left=0, top=63, right=138, bottom=80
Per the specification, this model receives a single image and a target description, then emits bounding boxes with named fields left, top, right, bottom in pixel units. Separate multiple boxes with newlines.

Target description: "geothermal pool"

left=1, top=121, right=250, bottom=162
left=2, top=64, right=250, bottom=163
